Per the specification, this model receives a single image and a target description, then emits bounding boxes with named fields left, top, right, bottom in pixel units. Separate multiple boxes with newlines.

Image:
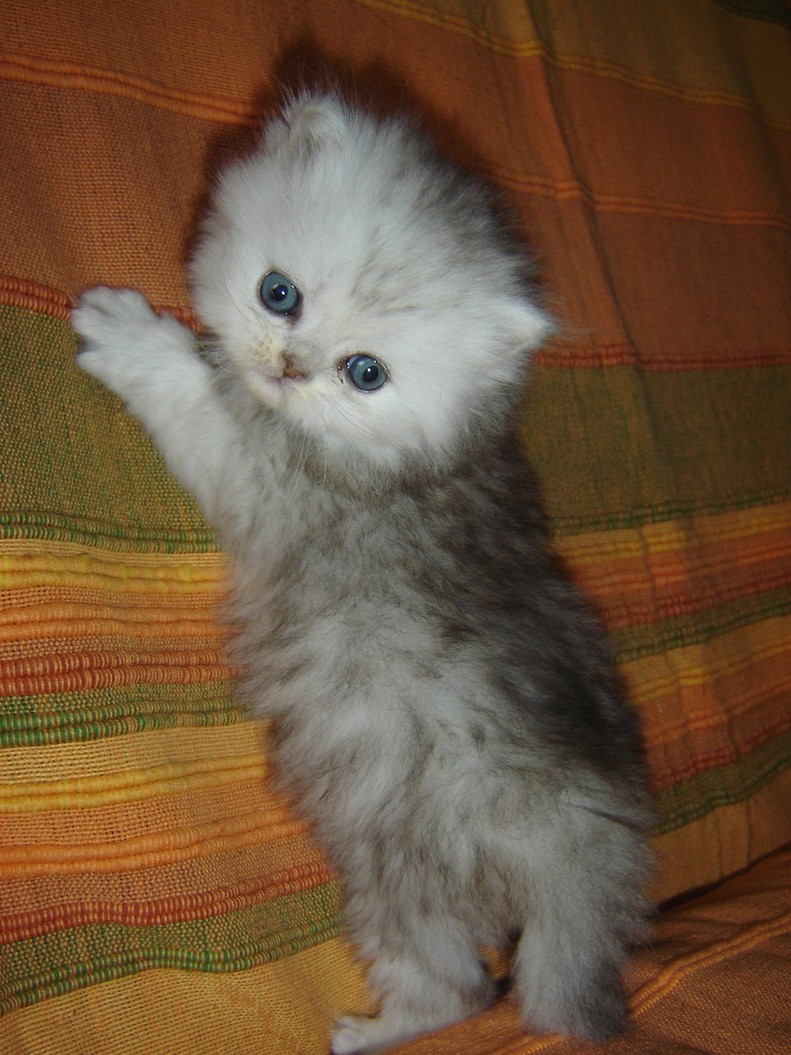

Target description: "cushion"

left=392, top=846, right=791, bottom=1055
left=1, top=1, right=789, bottom=1051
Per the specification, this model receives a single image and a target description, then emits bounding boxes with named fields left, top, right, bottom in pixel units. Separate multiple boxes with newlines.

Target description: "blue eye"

left=345, top=354, right=387, bottom=392
left=259, top=272, right=301, bottom=316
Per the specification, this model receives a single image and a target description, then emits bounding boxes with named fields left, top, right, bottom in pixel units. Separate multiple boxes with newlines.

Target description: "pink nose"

left=281, top=358, right=305, bottom=380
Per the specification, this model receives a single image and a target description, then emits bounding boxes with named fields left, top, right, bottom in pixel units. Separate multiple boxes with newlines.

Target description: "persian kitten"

left=73, top=92, right=653, bottom=1054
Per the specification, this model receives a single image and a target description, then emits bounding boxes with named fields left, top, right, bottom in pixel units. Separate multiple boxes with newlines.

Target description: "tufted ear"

left=504, top=297, right=556, bottom=354
left=266, top=93, right=347, bottom=159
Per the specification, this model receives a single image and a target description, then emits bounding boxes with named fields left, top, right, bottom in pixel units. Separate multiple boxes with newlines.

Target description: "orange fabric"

left=1, top=1, right=790, bottom=1053
left=395, top=846, right=791, bottom=1054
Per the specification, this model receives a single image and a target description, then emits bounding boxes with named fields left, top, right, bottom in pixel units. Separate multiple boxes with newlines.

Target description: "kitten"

left=73, top=92, right=653, bottom=1054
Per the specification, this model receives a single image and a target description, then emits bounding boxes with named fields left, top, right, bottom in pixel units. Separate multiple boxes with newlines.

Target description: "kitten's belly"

left=238, top=587, right=589, bottom=938
left=239, top=578, right=447, bottom=715
left=236, top=569, right=569, bottom=840
left=246, top=601, right=542, bottom=818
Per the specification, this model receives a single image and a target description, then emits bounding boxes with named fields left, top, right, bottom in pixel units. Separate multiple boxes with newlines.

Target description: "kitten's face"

left=190, top=94, right=551, bottom=468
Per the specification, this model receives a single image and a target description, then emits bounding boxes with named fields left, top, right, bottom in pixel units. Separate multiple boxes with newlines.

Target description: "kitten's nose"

left=280, top=356, right=305, bottom=380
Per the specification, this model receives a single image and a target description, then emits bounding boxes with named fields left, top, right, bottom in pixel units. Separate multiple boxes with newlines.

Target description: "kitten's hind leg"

left=512, top=810, right=650, bottom=1041
left=332, top=930, right=496, bottom=1055
left=515, top=920, right=628, bottom=1041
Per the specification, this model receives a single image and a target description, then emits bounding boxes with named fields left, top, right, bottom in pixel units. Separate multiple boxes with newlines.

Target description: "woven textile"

left=1, top=1, right=790, bottom=1053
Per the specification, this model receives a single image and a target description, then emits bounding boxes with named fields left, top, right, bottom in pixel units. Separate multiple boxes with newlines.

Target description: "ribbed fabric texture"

left=1, top=1, right=789, bottom=1052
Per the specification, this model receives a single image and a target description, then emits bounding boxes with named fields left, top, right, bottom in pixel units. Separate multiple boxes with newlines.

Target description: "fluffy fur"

left=73, top=92, right=653, bottom=1054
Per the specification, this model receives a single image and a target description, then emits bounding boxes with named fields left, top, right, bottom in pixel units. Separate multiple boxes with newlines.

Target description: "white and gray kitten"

left=73, top=92, right=653, bottom=1054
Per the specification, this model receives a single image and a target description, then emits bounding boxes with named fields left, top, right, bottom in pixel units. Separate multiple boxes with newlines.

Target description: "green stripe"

left=0, top=683, right=241, bottom=748
left=0, top=884, right=342, bottom=1015
left=712, top=0, right=791, bottom=29
left=521, top=365, right=791, bottom=536
left=655, top=729, right=791, bottom=835
left=1, top=306, right=216, bottom=553
left=612, top=589, right=791, bottom=662
left=5, top=308, right=791, bottom=545
left=544, top=487, right=791, bottom=538
left=0, top=511, right=218, bottom=553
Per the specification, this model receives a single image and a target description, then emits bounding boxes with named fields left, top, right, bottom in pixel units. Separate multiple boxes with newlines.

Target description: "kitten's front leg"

left=73, top=287, right=244, bottom=524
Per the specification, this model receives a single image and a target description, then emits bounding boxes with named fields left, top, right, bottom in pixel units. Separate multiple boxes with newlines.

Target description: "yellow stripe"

left=0, top=722, right=269, bottom=783
left=0, top=808, right=305, bottom=877
left=0, top=539, right=228, bottom=595
left=1, top=832, right=323, bottom=904
left=555, top=500, right=791, bottom=569
left=0, top=609, right=227, bottom=663
left=0, top=602, right=222, bottom=636
left=0, top=754, right=266, bottom=812
left=650, top=769, right=791, bottom=902
left=624, top=615, right=791, bottom=712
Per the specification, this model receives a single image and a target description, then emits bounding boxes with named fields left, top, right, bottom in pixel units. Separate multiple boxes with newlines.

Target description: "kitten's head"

left=190, top=92, right=552, bottom=471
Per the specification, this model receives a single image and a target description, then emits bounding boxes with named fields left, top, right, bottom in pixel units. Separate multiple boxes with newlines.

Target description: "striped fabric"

left=1, top=2, right=789, bottom=1053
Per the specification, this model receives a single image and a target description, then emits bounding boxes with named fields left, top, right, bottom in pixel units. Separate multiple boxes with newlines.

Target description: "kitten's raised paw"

left=72, top=286, right=187, bottom=401
left=73, top=286, right=157, bottom=350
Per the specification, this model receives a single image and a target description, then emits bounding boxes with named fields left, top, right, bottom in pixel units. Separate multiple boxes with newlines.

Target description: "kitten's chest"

left=225, top=450, right=507, bottom=729
left=235, top=477, right=425, bottom=658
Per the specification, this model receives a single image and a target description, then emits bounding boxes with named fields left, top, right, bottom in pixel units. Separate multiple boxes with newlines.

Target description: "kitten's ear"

left=269, top=93, right=347, bottom=159
left=503, top=299, right=556, bottom=353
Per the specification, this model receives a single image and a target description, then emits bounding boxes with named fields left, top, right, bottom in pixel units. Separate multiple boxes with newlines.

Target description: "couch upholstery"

left=1, top=2, right=789, bottom=1052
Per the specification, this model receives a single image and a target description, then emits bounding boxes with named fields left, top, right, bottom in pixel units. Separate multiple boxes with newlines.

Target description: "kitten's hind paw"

left=331, top=1014, right=414, bottom=1055
left=330, top=1016, right=368, bottom=1055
